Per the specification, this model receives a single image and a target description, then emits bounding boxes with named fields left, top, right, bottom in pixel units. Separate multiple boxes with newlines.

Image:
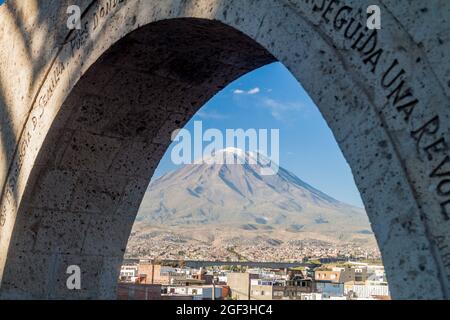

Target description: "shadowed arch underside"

left=0, top=18, right=275, bottom=299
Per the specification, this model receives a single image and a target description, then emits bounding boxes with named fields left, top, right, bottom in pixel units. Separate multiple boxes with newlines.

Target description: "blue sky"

left=154, top=62, right=364, bottom=208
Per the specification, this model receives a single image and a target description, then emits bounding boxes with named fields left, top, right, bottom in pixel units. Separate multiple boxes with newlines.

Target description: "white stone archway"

left=0, top=0, right=449, bottom=299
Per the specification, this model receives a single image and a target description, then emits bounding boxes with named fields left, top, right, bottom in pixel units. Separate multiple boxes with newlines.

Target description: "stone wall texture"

left=0, top=0, right=449, bottom=299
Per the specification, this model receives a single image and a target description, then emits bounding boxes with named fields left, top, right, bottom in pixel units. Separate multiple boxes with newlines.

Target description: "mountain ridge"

left=127, top=148, right=376, bottom=258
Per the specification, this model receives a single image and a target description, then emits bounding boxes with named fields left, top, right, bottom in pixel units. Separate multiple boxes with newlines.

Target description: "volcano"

left=127, top=148, right=376, bottom=256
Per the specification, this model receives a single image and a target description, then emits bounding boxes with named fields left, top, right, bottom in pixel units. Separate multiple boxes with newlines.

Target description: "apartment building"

left=227, top=273, right=260, bottom=300
left=250, top=277, right=315, bottom=300
left=344, top=283, right=390, bottom=299
left=137, top=262, right=186, bottom=285
left=314, top=266, right=367, bottom=283
left=119, top=265, right=139, bottom=283
left=164, top=285, right=225, bottom=300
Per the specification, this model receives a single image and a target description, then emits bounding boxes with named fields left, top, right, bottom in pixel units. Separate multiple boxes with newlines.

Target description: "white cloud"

left=233, top=87, right=260, bottom=95
left=247, top=87, right=260, bottom=95
left=262, top=98, right=306, bottom=121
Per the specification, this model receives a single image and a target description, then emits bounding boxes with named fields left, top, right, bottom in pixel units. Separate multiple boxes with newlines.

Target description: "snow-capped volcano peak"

left=221, top=147, right=248, bottom=155
left=136, top=146, right=371, bottom=247
left=194, top=148, right=278, bottom=175
left=195, top=147, right=249, bottom=163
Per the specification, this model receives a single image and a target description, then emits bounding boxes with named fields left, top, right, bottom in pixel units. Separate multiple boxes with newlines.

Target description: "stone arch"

left=0, top=1, right=449, bottom=299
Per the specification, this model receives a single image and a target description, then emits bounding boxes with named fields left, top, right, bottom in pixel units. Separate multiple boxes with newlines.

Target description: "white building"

left=119, top=265, right=139, bottom=283
left=301, top=293, right=323, bottom=300
left=165, top=285, right=224, bottom=300
left=345, top=284, right=390, bottom=299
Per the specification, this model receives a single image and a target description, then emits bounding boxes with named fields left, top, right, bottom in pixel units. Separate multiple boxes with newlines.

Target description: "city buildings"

left=250, top=276, right=315, bottom=300
left=118, top=259, right=390, bottom=300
